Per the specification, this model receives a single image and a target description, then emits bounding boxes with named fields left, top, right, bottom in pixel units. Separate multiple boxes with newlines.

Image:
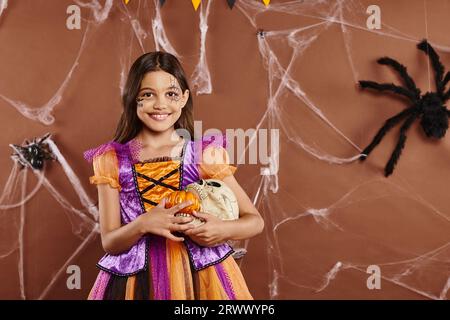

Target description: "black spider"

left=358, top=39, right=450, bottom=177
left=256, top=28, right=266, bottom=39
left=9, top=133, right=56, bottom=170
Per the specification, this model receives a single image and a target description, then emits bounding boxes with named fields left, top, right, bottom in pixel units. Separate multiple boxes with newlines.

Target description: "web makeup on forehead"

left=136, top=74, right=182, bottom=106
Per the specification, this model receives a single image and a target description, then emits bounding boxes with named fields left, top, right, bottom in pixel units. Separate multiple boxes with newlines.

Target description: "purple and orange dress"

left=83, top=134, right=253, bottom=300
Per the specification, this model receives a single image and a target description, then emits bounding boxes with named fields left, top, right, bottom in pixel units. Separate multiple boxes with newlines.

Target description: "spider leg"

left=360, top=108, right=414, bottom=161
left=417, top=40, right=445, bottom=95
left=384, top=113, right=418, bottom=177
left=377, top=57, right=420, bottom=98
left=359, top=81, right=417, bottom=102
left=443, top=73, right=450, bottom=102
left=443, top=72, right=450, bottom=90
left=444, top=88, right=450, bottom=102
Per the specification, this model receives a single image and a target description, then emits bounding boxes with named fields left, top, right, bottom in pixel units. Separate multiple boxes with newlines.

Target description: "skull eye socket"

left=206, top=181, right=222, bottom=188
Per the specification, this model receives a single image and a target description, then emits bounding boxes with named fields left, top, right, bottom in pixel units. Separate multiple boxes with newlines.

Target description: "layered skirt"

left=88, top=239, right=253, bottom=300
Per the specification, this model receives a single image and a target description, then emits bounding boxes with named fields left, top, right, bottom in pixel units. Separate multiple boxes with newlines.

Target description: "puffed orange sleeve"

left=89, top=149, right=121, bottom=191
left=199, top=145, right=237, bottom=180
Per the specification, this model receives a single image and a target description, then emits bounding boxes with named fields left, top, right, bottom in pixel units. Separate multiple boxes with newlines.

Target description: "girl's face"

left=136, top=70, right=189, bottom=133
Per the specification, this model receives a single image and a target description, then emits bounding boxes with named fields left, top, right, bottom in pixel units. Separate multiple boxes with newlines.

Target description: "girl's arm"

left=97, top=184, right=194, bottom=255
left=97, top=184, right=144, bottom=255
left=220, top=174, right=264, bottom=240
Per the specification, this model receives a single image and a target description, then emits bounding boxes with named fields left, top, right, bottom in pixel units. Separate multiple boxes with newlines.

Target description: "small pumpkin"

left=165, top=190, right=201, bottom=215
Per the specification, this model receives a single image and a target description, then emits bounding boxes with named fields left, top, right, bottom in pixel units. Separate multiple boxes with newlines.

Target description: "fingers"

left=172, top=215, right=194, bottom=224
left=164, top=231, right=185, bottom=242
left=156, top=197, right=167, bottom=208
left=187, top=234, right=217, bottom=247
left=192, top=210, right=210, bottom=221
left=167, top=200, right=193, bottom=214
left=170, top=223, right=195, bottom=233
left=185, top=226, right=206, bottom=236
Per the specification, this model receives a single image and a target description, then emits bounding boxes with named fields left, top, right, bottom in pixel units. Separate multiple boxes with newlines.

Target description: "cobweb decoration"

left=0, top=1, right=113, bottom=125
left=74, top=0, right=113, bottom=24
left=151, top=0, right=180, bottom=55
left=116, top=0, right=181, bottom=95
left=0, top=11, right=95, bottom=125
left=118, top=0, right=214, bottom=96
left=119, top=1, right=149, bottom=53
left=190, top=0, right=213, bottom=95
left=233, top=0, right=450, bottom=299
left=0, top=27, right=88, bottom=125
left=0, top=0, right=7, bottom=18
left=1, top=134, right=99, bottom=299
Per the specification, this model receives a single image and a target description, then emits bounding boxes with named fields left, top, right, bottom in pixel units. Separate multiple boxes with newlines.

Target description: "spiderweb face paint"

left=136, top=74, right=183, bottom=107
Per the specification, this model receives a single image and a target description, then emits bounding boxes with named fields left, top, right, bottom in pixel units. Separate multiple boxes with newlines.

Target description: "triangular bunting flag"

left=191, top=0, right=201, bottom=11
left=226, top=0, right=237, bottom=9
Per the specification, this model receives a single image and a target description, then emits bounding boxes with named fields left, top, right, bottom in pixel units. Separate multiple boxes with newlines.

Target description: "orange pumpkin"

left=165, top=190, right=201, bottom=215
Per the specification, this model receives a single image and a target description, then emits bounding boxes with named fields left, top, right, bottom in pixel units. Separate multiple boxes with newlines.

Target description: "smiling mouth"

left=147, top=113, right=171, bottom=121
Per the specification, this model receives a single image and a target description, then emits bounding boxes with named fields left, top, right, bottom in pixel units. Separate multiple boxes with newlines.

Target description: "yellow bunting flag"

left=191, top=0, right=201, bottom=11
left=263, top=0, right=271, bottom=6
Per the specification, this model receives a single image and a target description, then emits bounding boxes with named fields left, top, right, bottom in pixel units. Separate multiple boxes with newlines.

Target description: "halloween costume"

left=83, top=134, right=252, bottom=300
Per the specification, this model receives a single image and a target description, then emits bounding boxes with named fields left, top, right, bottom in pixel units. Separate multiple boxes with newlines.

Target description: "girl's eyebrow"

left=139, top=85, right=180, bottom=93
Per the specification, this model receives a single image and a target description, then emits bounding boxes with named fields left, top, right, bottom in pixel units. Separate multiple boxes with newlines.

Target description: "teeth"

left=149, top=113, right=169, bottom=121
left=176, top=213, right=190, bottom=217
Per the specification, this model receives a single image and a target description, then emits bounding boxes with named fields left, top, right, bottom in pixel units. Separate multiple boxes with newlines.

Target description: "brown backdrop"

left=0, top=0, right=449, bottom=300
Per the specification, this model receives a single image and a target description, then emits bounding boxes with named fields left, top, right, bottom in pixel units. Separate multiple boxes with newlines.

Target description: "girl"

left=83, top=51, right=264, bottom=300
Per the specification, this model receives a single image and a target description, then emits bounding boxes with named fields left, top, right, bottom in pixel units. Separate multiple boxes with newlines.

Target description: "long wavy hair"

left=113, top=51, right=194, bottom=143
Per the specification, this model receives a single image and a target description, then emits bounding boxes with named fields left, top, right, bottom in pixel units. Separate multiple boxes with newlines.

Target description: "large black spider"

left=358, top=39, right=450, bottom=177
left=9, top=133, right=56, bottom=170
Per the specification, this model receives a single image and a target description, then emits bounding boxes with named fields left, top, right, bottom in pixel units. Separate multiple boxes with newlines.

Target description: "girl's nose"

left=154, top=95, right=169, bottom=109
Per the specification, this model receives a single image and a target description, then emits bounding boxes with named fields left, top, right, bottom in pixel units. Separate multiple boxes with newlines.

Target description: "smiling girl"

left=83, top=51, right=264, bottom=300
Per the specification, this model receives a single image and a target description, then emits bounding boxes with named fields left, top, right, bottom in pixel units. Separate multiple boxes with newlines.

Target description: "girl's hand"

left=139, top=197, right=196, bottom=242
left=183, top=211, right=230, bottom=247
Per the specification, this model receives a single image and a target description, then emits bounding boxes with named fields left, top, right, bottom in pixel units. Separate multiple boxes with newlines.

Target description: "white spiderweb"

left=1, top=136, right=99, bottom=299
left=234, top=0, right=450, bottom=299
left=1, top=0, right=449, bottom=299
left=0, top=2, right=107, bottom=299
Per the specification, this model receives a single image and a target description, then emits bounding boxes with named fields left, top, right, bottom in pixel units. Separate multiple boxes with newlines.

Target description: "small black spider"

left=9, top=133, right=56, bottom=170
left=256, top=29, right=266, bottom=39
left=359, top=39, right=450, bottom=177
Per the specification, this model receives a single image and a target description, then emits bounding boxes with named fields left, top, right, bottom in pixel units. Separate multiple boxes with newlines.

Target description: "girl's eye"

left=143, top=92, right=153, bottom=97
left=167, top=91, right=181, bottom=101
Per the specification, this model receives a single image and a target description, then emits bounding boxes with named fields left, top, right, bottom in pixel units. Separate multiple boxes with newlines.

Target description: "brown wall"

left=0, top=0, right=449, bottom=299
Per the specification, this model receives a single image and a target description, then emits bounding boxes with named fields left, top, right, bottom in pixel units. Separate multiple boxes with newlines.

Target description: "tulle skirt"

left=87, top=239, right=253, bottom=300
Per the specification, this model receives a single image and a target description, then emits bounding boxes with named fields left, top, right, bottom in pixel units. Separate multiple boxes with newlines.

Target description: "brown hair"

left=113, top=51, right=194, bottom=143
